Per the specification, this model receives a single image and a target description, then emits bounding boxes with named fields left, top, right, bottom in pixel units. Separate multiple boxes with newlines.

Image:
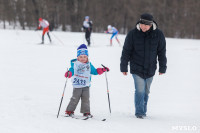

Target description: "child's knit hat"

left=77, top=44, right=88, bottom=57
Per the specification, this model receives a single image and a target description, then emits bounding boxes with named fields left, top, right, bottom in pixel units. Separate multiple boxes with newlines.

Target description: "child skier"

left=64, top=44, right=109, bottom=118
left=35, top=18, right=52, bottom=44
left=105, top=25, right=120, bottom=46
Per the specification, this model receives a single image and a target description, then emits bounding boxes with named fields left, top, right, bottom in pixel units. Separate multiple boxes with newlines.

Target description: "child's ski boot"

left=65, top=111, right=74, bottom=117
left=83, top=113, right=93, bottom=118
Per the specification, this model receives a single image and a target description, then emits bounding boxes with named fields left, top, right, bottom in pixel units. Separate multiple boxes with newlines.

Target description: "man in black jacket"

left=120, top=13, right=167, bottom=119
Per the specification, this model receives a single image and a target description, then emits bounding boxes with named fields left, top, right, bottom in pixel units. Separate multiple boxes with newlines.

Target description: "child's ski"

left=64, top=115, right=79, bottom=119
left=81, top=117, right=106, bottom=121
left=82, top=117, right=90, bottom=120
left=64, top=115, right=106, bottom=121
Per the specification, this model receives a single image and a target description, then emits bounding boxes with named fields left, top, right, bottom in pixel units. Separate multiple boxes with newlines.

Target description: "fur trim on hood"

left=136, top=20, right=157, bottom=31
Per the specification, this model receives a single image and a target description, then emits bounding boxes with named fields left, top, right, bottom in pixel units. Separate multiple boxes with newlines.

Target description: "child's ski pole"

left=101, top=64, right=111, bottom=114
left=57, top=68, right=68, bottom=118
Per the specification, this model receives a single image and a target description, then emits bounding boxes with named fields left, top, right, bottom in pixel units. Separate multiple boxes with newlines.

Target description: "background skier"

left=105, top=25, right=120, bottom=46
left=82, top=16, right=93, bottom=46
left=35, top=18, right=52, bottom=44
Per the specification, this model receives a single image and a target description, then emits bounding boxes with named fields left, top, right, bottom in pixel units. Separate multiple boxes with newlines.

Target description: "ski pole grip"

left=66, top=68, right=69, bottom=78
left=101, top=64, right=109, bottom=72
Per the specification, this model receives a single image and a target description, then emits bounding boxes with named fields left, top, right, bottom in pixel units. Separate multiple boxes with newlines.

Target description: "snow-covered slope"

left=0, top=29, right=200, bottom=133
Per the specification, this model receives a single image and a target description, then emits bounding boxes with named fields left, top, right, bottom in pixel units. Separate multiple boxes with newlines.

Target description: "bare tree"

left=0, top=0, right=200, bottom=38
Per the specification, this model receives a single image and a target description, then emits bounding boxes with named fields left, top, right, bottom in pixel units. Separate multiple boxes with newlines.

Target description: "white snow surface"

left=0, top=29, right=200, bottom=133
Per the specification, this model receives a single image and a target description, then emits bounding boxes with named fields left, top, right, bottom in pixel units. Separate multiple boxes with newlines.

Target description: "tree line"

left=0, top=0, right=200, bottom=39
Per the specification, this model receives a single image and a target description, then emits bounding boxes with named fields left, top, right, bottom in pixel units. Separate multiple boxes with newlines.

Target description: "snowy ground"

left=0, top=29, right=200, bottom=133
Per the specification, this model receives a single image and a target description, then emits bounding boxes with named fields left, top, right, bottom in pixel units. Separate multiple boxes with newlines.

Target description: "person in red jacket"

left=36, top=18, right=52, bottom=44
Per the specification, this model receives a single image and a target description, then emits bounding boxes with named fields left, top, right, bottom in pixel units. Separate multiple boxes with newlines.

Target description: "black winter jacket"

left=120, top=22, right=167, bottom=79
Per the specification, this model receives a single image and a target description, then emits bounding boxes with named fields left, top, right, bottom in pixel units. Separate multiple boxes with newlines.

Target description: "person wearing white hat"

left=105, top=25, right=120, bottom=46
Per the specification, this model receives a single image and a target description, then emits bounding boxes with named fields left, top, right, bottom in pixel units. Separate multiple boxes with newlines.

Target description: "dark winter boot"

left=83, top=113, right=93, bottom=118
left=136, top=115, right=143, bottom=119
left=86, top=38, right=90, bottom=46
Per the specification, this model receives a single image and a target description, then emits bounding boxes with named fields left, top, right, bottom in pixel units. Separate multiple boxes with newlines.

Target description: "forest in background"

left=0, top=0, right=200, bottom=39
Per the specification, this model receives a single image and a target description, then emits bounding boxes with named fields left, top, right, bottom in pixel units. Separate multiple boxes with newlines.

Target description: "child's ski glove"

left=65, top=71, right=72, bottom=78
left=97, top=67, right=110, bottom=75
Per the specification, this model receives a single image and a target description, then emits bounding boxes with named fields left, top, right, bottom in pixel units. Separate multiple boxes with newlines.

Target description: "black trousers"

left=85, top=29, right=91, bottom=46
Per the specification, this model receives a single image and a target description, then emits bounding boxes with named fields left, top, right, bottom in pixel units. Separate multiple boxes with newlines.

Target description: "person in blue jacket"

left=64, top=44, right=109, bottom=118
left=105, top=25, right=121, bottom=46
